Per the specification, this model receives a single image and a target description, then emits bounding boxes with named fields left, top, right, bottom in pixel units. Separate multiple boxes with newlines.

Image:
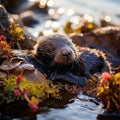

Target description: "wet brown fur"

left=32, top=33, right=111, bottom=86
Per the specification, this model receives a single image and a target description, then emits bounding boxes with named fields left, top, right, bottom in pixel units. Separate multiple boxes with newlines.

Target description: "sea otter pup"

left=31, top=33, right=111, bottom=87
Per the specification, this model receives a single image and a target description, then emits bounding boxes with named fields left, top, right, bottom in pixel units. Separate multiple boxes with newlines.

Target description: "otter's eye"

left=44, top=43, right=55, bottom=53
left=47, top=49, right=53, bottom=52
left=66, top=41, right=73, bottom=47
left=66, top=42, right=70, bottom=45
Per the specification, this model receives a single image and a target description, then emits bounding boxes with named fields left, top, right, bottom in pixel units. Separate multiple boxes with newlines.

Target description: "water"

left=0, top=93, right=103, bottom=120
left=1, top=0, right=120, bottom=120
left=27, top=0, right=120, bottom=37
left=36, top=94, right=102, bottom=120
left=53, top=0, right=120, bottom=15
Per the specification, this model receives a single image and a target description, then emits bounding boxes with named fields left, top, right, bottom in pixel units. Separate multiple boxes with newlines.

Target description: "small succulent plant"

left=0, top=74, right=60, bottom=112
left=8, top=22, right=25, bottom=47
left=0, top=35, right=13, bottom=60
left=97, top=71, right=120, bottom=112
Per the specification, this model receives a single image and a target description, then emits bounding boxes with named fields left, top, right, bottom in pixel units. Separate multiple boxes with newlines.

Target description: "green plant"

left=0, top=35, right=13, bottom=60
left=8, top=22, right=25, bottom=46
left=0, top=74, right=60, bottom=112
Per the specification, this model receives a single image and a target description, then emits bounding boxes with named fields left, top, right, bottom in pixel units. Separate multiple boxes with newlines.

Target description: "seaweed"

left=0, top=74, right=60, bottom=112
left=97, top=72, right=120, bottom=112
left=8, top=21, right=25, bottom=47
left=0, top=35, right=13, bottom=64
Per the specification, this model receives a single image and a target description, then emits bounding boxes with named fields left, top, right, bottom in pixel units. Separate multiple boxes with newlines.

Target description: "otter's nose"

left=62, top=49, right=72, bottom=57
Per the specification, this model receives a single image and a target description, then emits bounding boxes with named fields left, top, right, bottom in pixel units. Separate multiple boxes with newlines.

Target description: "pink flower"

left=23, top=89, right=28, bottom=95
left=23, top=94, right=39, bottom=112
left=14, top=89, right=21, bottom=96
left=100, top=72, right=112, bottom=84
left=28, top=102, right=39, bottom=112
left=16, top=75, right=22, bottom=84
left=0, top=35, right=6, bottom=41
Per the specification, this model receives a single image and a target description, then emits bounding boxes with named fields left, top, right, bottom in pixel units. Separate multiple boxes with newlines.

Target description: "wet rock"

left=20, top=31, right=37, bottom=50
left=97, top=111, right=120, bottom=120
left=70, top=26, right=120, bottom=60
left=0, top=0, right=28, bottom=14
left=0, top=4, right=10, bottom=30
left=0, top=5, right=36, bottom=50
left=64, top=14, right=98, bottom=34
left=20, top=11, right=39, bottom=27
left=24, top=1, right=48, bottom=14
left=100, top=16, right=114, bottom=27
left=1, top=0, right=48, bottom=14
left=0, top=56, right=45, bottom=82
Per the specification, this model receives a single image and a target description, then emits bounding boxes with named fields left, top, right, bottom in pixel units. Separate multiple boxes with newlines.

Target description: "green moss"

left=0, top=75, right=60, bottom=106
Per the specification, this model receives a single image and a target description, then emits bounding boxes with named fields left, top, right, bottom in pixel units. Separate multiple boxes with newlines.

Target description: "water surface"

left=27, top=0, right=120, bottom=37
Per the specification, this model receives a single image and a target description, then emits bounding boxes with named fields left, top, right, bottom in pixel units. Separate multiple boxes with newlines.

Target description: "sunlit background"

left=27, top=0, right=120, bottom=36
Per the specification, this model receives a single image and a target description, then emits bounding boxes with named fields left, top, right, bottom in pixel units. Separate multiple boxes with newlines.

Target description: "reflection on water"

left=37, top=93, right=102, bottom=120
left=27, top=0, right=120, bottom=37
left=0, top=92, right=102, bottom=120
left=53, top=0, right=120, bottom=15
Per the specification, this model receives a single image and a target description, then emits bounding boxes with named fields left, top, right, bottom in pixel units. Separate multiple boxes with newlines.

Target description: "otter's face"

left=35, top=34, right=77, bottom=65
left=53, top=36, right=76, bottom=65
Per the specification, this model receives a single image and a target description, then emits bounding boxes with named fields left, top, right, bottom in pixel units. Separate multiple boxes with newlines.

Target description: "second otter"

left=32, top=34, right=111, bottom=87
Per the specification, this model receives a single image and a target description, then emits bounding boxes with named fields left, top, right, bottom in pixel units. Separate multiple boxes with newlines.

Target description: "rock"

left=0, top=5, right=10, bottom=31
left=1, top=0, right=28, bottom=14
left=70, top=26, right=120, bottom=68
left=20, top=11, right=39, bottom=27
left=70, top=26, right=120, bottom=57
left=1, top=0, right=48, bottom=14
left=0, top=56, right=45, bottom=82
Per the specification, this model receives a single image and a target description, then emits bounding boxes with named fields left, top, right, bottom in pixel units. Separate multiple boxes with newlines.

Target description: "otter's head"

left=34, top=34, right=77, bottom=66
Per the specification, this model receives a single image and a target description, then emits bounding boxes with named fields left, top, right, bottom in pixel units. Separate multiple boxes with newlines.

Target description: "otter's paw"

left=49, top=72, right=88, bottom=87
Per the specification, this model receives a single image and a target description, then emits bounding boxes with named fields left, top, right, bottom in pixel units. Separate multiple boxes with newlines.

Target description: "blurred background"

left=0, top=1, right=120, bottom=120
left=28, top=0, right=120, bottom=36
left=1, top=0, right=120, bottom=37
